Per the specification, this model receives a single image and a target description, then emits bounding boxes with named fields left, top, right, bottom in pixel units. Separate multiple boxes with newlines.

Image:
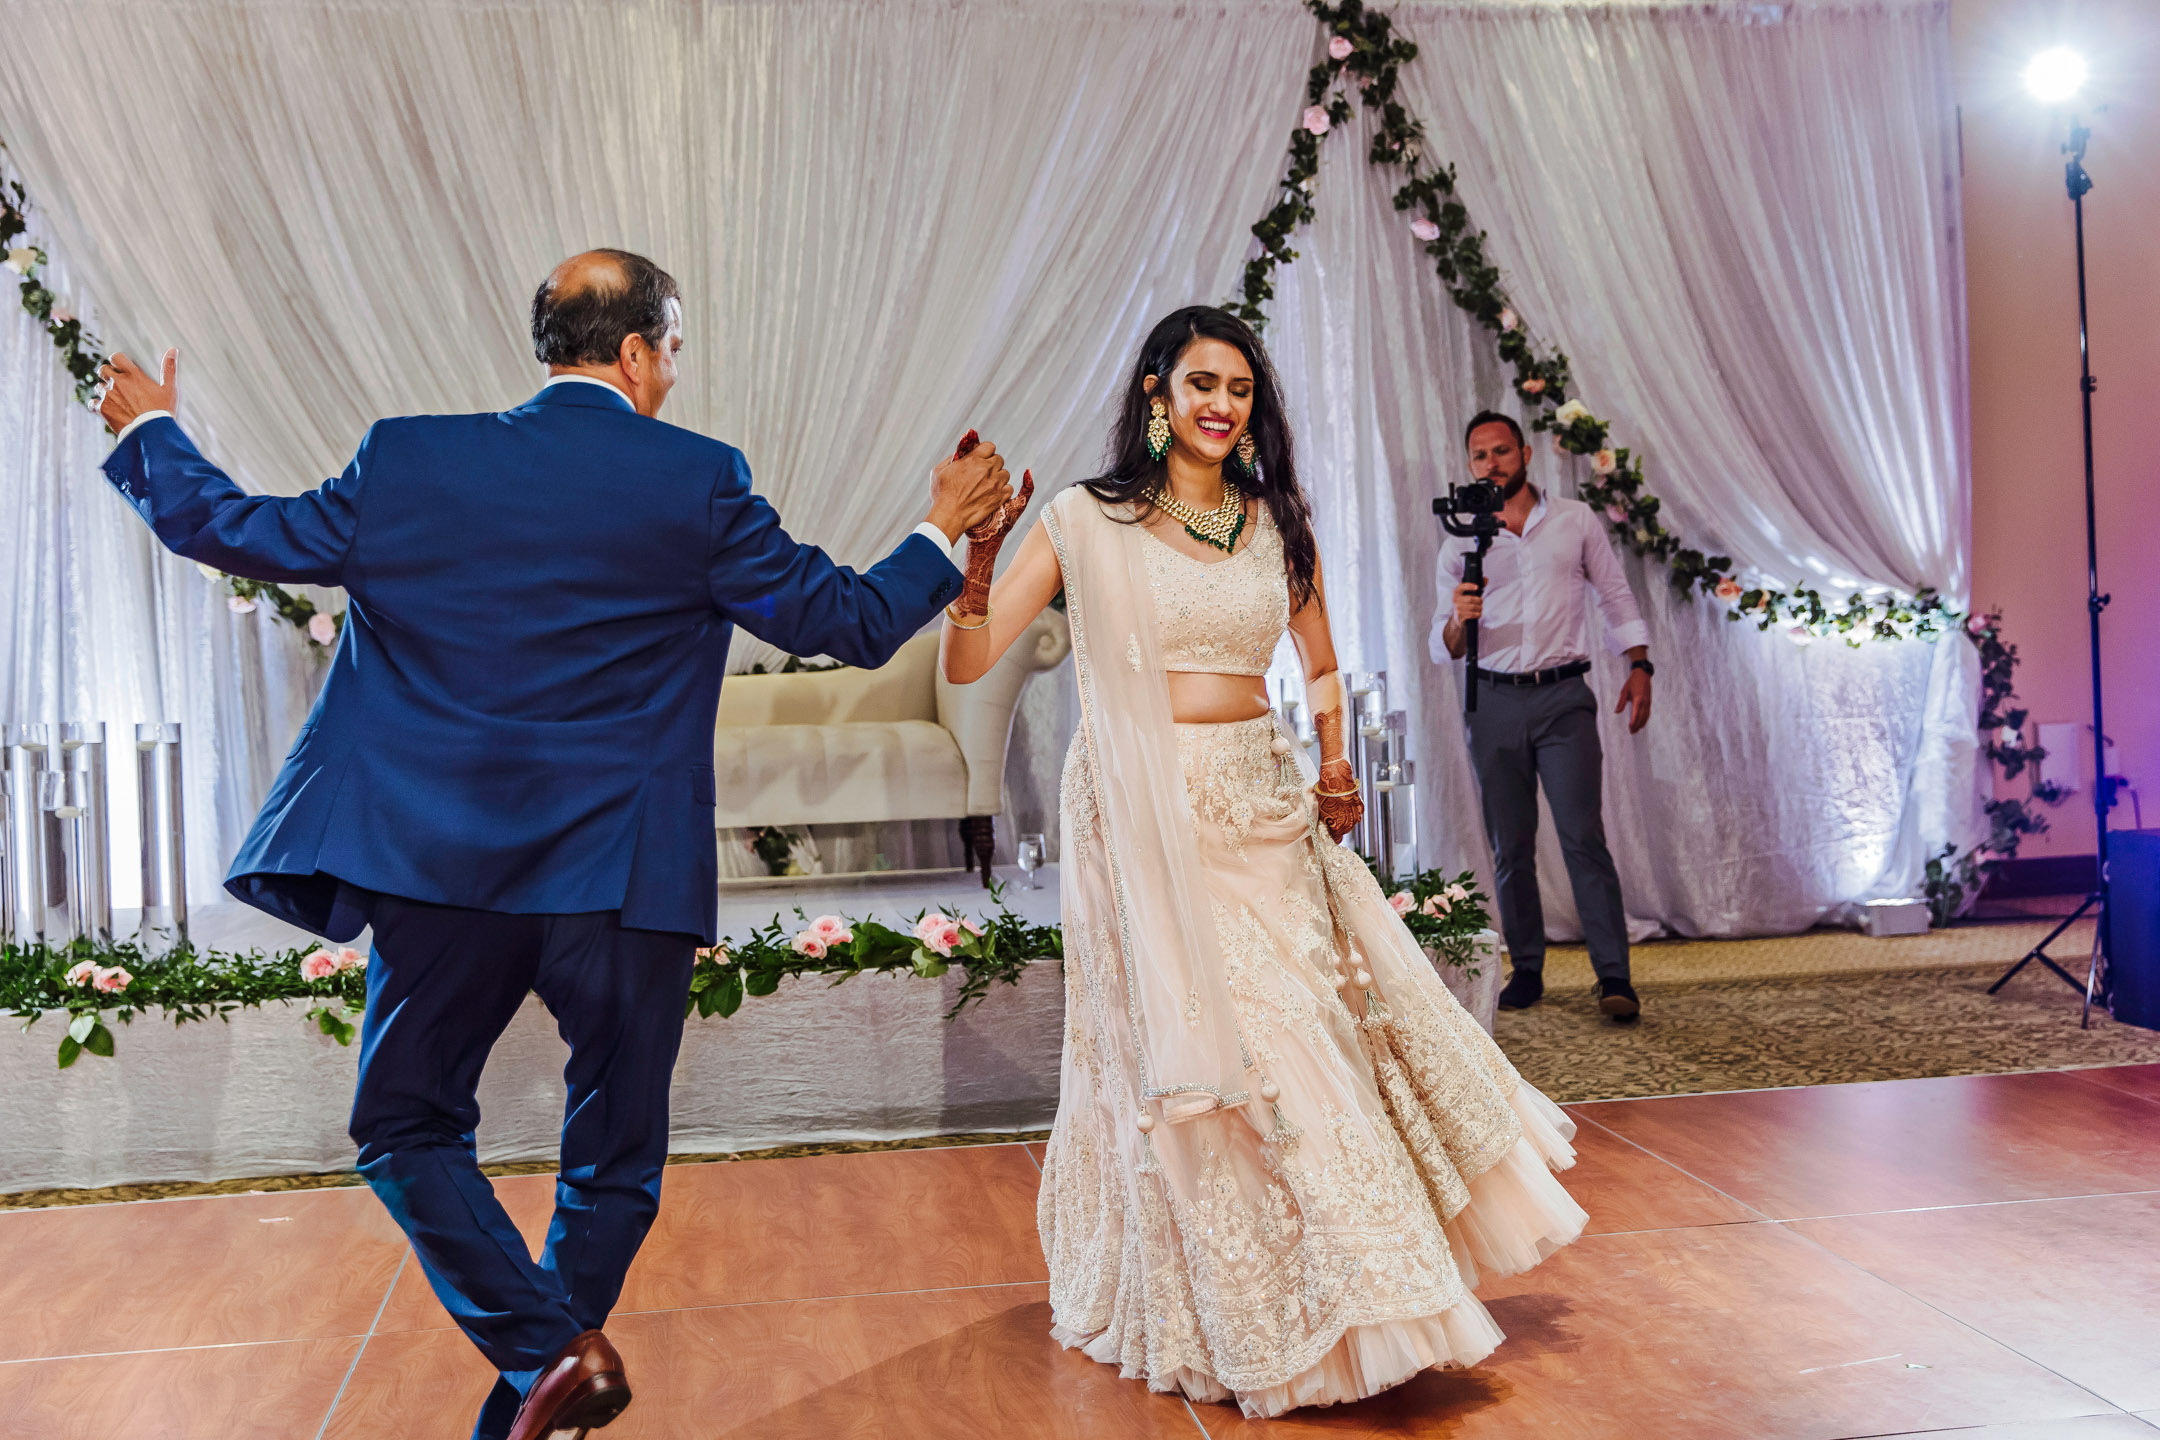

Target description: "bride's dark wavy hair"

left=1084, top=306, right=1319, bottom=611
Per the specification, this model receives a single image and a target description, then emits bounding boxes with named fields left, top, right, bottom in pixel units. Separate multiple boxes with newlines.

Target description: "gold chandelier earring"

left=1232, top=429, right=1258, bottom=476
left=1146, top=397, right=1172, bottom=462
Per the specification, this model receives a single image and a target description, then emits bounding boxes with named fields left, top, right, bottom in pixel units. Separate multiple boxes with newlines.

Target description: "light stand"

left=1988, top=116, right=2113, bottom=1024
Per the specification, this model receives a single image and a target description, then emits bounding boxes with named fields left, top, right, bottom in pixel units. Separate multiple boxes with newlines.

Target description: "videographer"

left=1432, top=412, right=1652, bottom=1023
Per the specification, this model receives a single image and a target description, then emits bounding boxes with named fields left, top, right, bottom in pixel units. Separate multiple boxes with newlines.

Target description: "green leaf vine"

left=6, top=897, right=1058, bottom=1070
left=1236, top=0, right=2055, bottom=917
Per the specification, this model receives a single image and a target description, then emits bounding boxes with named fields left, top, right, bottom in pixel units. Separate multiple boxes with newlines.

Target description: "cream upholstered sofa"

left=712, top=611, right=1070, bottom=881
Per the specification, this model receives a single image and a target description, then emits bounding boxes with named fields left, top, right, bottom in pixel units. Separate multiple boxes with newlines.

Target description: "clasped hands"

left=938, top=430, right=1034, bottom=621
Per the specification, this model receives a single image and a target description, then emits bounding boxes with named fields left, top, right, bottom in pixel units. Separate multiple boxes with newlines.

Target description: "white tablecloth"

left=1, top=959, right=1066, bottom=1195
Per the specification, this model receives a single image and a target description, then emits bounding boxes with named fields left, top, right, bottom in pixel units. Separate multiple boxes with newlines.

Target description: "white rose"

left=1553, top=400, right=1592, bottom=427
left=1592, top=448, right=1618, bottom=476
left=195, top=562, right=223, bottom=581
left=3, top=247, right=38, bottom=275
left=307, top=612, right=338, bottom=645
left=1498, top=307, right=1519, bottom=332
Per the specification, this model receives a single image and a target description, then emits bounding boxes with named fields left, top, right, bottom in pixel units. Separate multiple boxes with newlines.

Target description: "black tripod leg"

left=1988, top=893, right=2099, bottom=995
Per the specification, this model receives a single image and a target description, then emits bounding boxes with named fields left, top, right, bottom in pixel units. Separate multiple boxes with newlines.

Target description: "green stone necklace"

left=1150, top=479, right=1246, bottom=553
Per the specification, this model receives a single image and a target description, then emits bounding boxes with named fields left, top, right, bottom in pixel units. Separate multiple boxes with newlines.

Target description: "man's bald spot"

left=546, top=251, right=632, bottom=304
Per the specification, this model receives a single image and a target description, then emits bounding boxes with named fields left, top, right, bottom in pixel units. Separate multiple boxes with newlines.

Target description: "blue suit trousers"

left=348, top=894, right=696, bottom=1440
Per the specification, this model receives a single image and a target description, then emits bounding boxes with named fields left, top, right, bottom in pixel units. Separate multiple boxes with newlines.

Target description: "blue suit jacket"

left=102, top=382, right=962, bottom=944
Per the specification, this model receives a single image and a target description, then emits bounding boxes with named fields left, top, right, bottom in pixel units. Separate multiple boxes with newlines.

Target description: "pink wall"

left=1955, top=0, right=2160, bottom=856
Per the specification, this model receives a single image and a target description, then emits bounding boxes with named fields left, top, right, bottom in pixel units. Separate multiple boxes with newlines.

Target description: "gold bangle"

left=1314, top=785, right=1360, bottom=798
left=944, top=604, right=990, bottom=630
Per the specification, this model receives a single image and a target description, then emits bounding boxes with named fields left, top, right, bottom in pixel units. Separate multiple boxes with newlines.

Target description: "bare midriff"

left=1166, top=672, right=1273, bottom=725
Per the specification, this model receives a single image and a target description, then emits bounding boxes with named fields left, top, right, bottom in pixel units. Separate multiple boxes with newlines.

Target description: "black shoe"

left=1497, top=970, right=1544, bottom=1010
left=1598, top=977, right=1641, bottom=1022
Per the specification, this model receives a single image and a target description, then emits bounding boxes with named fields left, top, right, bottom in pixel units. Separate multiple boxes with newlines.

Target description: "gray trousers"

left=1464, top=675, right=1631, bottom=982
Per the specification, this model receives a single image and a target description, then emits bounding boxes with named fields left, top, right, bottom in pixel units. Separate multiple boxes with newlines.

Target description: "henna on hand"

left=1311, top=711, right=1362, bottom=840
left=1316, top=757, right=1362, bottom=840
left=948, top=430, right=1032, bottom=620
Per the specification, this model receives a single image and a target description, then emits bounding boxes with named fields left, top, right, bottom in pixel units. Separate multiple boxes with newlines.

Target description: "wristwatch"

left=1630, top=658, right=1655, bottom=677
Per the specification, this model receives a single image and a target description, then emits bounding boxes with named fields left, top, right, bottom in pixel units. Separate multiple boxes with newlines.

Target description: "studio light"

left=1991, top=50, right=2116, bottom=1025
left=2022, top=47, right=2087, bottom=104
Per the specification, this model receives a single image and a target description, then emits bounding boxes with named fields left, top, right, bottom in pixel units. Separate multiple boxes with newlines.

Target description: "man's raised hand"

left=97, top=348, right=179, bottom=437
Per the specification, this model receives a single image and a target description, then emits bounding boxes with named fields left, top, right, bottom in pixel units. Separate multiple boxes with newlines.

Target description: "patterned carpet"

left=1503, top=913, right=2160, bottom=1103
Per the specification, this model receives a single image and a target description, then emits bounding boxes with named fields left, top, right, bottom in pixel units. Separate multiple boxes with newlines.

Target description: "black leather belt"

left=1471, top=660, right=1591, bottom=687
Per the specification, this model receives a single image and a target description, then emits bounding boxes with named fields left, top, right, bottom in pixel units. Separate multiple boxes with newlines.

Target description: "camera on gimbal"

left=1433, top=482, right=1506, bottom=712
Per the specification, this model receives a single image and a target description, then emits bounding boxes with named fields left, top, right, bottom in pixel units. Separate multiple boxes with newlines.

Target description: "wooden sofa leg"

left=958, top=816, right=995, bottom=887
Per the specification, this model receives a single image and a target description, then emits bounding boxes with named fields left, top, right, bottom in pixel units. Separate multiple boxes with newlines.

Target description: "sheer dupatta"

left=1044, top=487, right=1254, bottom=1126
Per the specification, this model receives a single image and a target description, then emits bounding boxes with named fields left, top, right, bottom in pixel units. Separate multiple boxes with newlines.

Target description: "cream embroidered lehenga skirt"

left=1041, top=715, right=1588, bottom=1418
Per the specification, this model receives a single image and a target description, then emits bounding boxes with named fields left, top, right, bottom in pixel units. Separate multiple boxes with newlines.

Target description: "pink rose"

left=65, top=960, right=99, bottom=987
left=93, top=966, right=132, bottom=994
left=960, top=918, right=982, bottom=937
left=300, top=949, right=339, bottom=981
left=308, top=613, right=337, bottom=645
left=49, top=305, right=74, bottom=326
left=1593, top=448, right=1618, bottom=476
left=1420, top=894, right=1446, bottom=917
left=914, top=912, right=956, bottom=957
left=790, top=931, right=828, bottom=959
left=1409, top=217, right=1440, bottom=242
left=227, top=595, right=258, bottom=615
left=335, top=947, right=366, bottom=972
left=1519, top=377, right=1547, bottom=396
left=1714, top=576, right=1744, bottom=603
left=1302, top=105, right=1331, bottom=136
left=1444, top=882, right=1470, bottom=903
left=808, top=914, right=854, bottom=946
left=1605, top=503, right=1629, bottom=525
left=1498, top=307, right=1519, bottom=332
left=1328, top=35, right=1353, bottom=61
left=1388, top=891, right=1414, bottom=916
left=696, top=945, right=728, bottom=967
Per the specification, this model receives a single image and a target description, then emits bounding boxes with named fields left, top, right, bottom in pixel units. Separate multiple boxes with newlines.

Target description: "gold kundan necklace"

left=1150, top=478, right=1246, bottom=553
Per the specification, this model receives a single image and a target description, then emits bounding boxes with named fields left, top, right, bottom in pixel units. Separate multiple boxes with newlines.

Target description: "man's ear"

left=618, top=331, right=647, bottom=377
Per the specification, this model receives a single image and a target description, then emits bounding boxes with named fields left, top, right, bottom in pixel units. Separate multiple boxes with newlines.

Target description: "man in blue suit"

left=94, top=249, right=1016, bottom=1440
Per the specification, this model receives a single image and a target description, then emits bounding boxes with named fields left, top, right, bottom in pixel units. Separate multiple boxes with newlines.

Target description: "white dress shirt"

left=1431, top=492, right=1650, bottom=673
left=114, top=375, right=961, bottom=566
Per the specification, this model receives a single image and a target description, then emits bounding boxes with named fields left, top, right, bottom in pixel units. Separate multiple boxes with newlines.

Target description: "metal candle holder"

left=57, top=722, right=114, bottom=945
left=5, top=725, right=56, bottom=945
left=136, top=723, right=189, bottom=949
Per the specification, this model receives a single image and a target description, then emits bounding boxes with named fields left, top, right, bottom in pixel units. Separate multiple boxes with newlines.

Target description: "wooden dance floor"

left=4, top=1066, right=2159, bottom=1438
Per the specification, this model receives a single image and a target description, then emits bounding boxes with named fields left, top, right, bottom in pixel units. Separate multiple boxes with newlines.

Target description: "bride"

left=941, top=306, right=1586, bottom=1418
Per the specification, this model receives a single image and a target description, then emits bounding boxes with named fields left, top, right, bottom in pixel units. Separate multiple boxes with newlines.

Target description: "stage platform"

left=3, top=1065, right=2158, bottom=1438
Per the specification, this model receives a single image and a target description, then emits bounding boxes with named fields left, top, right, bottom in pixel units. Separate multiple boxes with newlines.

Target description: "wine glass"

left=1017, top=833, right=1048, bottom=890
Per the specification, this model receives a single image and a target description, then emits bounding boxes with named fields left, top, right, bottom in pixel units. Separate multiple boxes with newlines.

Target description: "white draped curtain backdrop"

left=0, top=0, right=1974, bottom=934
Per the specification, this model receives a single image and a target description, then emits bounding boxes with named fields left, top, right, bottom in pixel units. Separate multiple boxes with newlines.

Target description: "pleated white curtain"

left=0, top=246, right=321, bottom=908
left=1270, top=0, right=1979, bottom=936
left=0, top=0, right=1977, bottom=934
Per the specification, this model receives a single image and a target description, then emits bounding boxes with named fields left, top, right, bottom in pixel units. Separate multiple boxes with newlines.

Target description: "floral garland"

left=3, top=896, right=1058, bottom=1069
left=1236, top=0, right=2055, bottom=916
left=1235, top=1, right=1956, bottom=646
left=3, top=150, right=340, bottom=649
left=688, top=897, right=1061, bottom=1023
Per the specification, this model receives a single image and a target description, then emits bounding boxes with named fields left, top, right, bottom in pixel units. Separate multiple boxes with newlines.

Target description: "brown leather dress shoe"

left=506, top=1330, right=632, bottom=1440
